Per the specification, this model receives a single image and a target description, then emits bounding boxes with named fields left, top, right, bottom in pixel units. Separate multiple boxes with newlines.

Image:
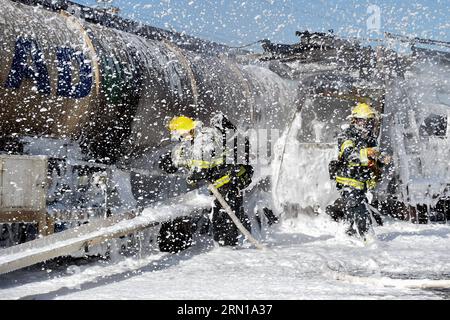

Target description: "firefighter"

left=159, top=115, right=253, bottom=246
left=328, top=102, right=390, bottom=238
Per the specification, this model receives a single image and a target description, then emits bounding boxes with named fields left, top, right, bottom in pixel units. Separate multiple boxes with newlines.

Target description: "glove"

left=159, top=152, right=178, bottom=174
left=367, top=147, right=380, bottom=159
left=232, top=165, right=253, bottom=190
left=186, top=169, right=210, bottom=186
left=186, top=176, right=198, bottom=188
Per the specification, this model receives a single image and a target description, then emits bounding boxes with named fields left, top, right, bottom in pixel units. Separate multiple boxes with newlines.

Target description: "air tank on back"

left=0, top=0, right=297, bottom=166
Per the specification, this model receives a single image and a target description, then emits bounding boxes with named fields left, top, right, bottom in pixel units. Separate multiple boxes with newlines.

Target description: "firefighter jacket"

left=171, top=122, right=225, bottom=173
left=334, top=125, right=382, bottom=191
left=170, top=122, right=253, bottom=190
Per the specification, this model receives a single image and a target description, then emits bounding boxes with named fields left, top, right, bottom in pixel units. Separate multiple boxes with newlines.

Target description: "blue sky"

left=78, top=0, right=449, bottom=48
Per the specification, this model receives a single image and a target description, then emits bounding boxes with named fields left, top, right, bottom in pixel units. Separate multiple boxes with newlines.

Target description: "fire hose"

left=207, top=184, right=265, bottom=250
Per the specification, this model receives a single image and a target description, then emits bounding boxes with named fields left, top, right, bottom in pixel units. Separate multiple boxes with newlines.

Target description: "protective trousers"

left=341, top=188, right=371, bottom=236
left=212, top=187, right=251, bottom=246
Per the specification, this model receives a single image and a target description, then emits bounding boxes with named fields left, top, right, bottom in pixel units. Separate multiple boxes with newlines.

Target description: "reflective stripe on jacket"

left=336, top=176, right=378, bottom=190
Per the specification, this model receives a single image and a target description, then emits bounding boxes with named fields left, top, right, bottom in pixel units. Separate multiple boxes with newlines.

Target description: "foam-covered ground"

left=1, top=212, right=450, bottom=300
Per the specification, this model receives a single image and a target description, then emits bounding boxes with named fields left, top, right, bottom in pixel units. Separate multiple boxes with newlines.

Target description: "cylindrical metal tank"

left=0, top=0, right=297, bottom=163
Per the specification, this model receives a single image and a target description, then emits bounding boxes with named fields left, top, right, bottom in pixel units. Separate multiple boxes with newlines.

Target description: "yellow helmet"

left=168, top=116, right=196, bottom=133
left=349, top=103, right=379, bottom=120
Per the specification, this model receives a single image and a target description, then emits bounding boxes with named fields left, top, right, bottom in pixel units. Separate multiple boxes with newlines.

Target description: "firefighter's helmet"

left=348, top=103, right=379, bottom=120
left=168, top=116, right=196, bottom=133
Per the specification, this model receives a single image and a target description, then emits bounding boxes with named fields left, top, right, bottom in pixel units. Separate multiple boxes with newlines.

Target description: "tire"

left=158, top=217, right=193, bottom=253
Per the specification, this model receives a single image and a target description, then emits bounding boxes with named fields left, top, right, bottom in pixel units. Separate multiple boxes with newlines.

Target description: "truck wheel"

left=158, top=217, right=193, bottom=253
